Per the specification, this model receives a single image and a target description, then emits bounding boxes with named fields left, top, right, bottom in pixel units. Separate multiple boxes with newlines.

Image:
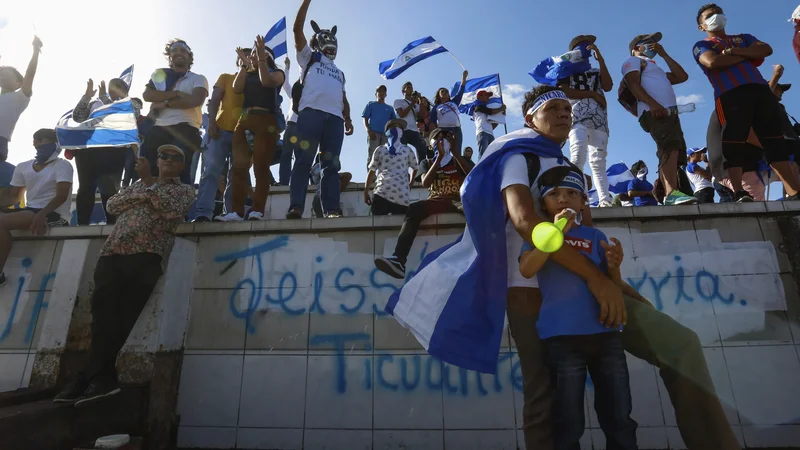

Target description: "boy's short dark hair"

left=109, top=78, right=129, bottom=94
left=631, top=160, right=646, bottom=174
left=536, top=164, right=585, bottom=191
left=402, top=81, right=413, bottom=90
left=521, top=85, right=561, bottom=117
left=33, top=128, right=57, bottom=143
left=376, top=85, right=387, bottom=93
left=697, top=3, right=721, bottom=24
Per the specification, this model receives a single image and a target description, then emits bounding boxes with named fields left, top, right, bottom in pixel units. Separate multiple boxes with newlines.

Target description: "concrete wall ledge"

left=8, top=202, right=800, bottom=240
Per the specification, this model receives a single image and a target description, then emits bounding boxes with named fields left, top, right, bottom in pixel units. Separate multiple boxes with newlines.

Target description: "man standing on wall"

left=141, top=39, right=209, bottom=185
left=473, top=90, right=506, bottom=158
left=0, top=36, right=43, bottom=160
left=394, top=83, right=429, bottom=163
left=54, top=145, right=194, bottom=407
left=558, top=35, right=614, bottom=207
left=362, top=85, right=396, bottom=169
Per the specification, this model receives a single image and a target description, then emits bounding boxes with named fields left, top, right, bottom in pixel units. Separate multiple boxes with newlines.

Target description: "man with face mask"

left=694, top=3, right=800, bottom=203
left=141, top=38, right=209, bottom=185
left=364, top=118, right=418, bottom=216
left=0, top=36, right=43, bottom=161
left=626, top=160, right=659, bottom=206
left=0, top=129, right=72, bottom=287
left=622, top=33, right=696, bottom=206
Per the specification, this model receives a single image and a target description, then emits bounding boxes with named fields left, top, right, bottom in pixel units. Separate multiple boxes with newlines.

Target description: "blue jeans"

left=477, top=131, right=495, bottom=158
left=279, top=122, right=297, bottom=185
left=440, top=126, right=463, bottom=155
left=543, top=332, right=637, bottom=450
left=289, top=109, right=344, bottom=216
left=195, top=130, right=233, bottom=219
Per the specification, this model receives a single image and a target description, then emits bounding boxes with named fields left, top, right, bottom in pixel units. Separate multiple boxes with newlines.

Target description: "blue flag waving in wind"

left=379, top=36, right=448, bottom=80
left=265, top=17, right=288, bottom=58
left=530, top=44, right=592, bottom=86
left=56, top=98, right=139, bottom=149
left=606, top=162, right=635, bottom=194
left=385, top=128, right=566, bottom=374
left=451, top=74, right=501, bottom=115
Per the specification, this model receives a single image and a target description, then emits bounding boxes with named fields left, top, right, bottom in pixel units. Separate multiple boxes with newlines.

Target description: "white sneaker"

left=247, top=211, right=265, bottom=221
left=599, top=200, right=613, bottom=208
left=214, top=212, right=244, bottom=222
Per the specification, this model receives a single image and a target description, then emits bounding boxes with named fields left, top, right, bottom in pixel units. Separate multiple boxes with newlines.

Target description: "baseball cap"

left=384, top=118, right=407, bottom=132
left=686, top=146, right=707, bottom=157
left=157, top=144, right=185, bottom=156
left=476, top=90, right=494, bottom=98
left=779, top=83, right=793, bottom=92
left=789, top=5, right=800, bottom=21
left=629, top=32, right=662, bottom=52
left=568, top=35, right=596, bottom=51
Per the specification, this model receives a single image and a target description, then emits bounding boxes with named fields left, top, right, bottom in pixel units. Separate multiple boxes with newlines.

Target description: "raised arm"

left=451, top=70, right=468, bottom=105
left=769, top=64, right=784, bottom=93
left=294, top=0, right=311, bottom=52
left=255, top=36, right=286, bottom=88
left=21, top=36, right=43, bottom=97
left=655, top=44, right=689, bottom=85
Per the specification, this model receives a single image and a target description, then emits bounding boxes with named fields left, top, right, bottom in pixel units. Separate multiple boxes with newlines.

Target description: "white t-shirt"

left=621, top=56, right=677, bottom=117
left=11, top=158, right=74, bottom=221
left=434, top=102, right=461, bottom=128
left=392, top=99, right=420, bottom=131
left=369, top=143, right=419, bottom=206
left=474, top=110, right=493, bottom=137
left=499, top=136, right=574, bottom=288
left=155, top=72, right=209, bottom=128
left=297, top=45, right=345, bottom=119
left=686, top=162, right=713, bottom=192
left=0, top=90, right=31, bottom=140
left=282, top=77, right=298, bottom=124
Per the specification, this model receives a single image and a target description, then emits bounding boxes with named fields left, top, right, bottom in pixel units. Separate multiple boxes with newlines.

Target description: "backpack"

left=617, top=58, right=649, bottom=117
left=291, top=52, right=345, bottom=114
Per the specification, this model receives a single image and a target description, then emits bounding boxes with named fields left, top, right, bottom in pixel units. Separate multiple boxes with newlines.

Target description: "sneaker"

left=192, top=216, right=211, bottom=223
left=285, top=208, right=303, bottom=220
left=785, top=193, right=800, bottom=201
left=214, top=212, right=244, bottom=222
left=664, top=190, right=698, bottom=206
left=325, top=212, right=342, bottom=218
left=74, top=380, right=121, bottom=408
left=53, top=378, right=89, bottom=404
left=375, top=256, right=406, bottom=279
left=598, top=200, right=613, bottom=208
left=247, top=211, right=265, bottom=221
left=734, top=191, right=754, bottom=203
left=0, top=272, right=6, bottom=288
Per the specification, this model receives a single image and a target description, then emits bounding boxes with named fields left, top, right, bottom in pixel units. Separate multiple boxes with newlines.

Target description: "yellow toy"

left=532, top=217, right=569, bottom=253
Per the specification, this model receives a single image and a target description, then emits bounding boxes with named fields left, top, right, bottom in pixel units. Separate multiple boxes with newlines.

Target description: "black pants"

left=84, top=253, right=163, bottom=383
left=394, top=197, right=463, bottom=263
left=141, top=123, right=201, bottom=185
left=371, top=194, right=408, bottom=216
left=75, top=148, right=126, bottom=225
left=694, top=186, right=715, bottom=204
left=716, top=83, right=790, bottom=169
left=401, top=130, right=430, bottom=164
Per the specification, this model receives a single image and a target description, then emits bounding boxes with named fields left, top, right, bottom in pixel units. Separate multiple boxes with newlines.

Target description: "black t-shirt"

left=242, top=69, right=284, bottom=110
left=420, top=158, right=467, bottom=199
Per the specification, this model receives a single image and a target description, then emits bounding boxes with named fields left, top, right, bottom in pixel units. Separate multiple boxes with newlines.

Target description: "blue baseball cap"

left=686, top=146, right=707, bottom=157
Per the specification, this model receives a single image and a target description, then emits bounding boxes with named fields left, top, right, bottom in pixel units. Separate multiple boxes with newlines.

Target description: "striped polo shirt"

left=692, top=33, right=767, bottom=99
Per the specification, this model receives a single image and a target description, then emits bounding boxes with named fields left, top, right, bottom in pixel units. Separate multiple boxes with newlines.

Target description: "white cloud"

left=676, top=93, right=705, bottom=105
left=503, top=84, right=528, bottom=117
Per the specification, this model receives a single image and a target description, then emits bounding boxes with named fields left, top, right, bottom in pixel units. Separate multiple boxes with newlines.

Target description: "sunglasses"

left=158, top=152, right=184, bottom=162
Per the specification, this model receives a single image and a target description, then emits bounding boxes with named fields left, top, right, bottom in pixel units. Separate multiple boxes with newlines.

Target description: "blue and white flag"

left=379, top=36, right=448, bottom=80
left=587, top=188, right=600, bottom=207
left=56, top=98, right=139, bottom=149
left=606, top=162, right=635, bottom=194
left=530, top=45, right=592, bottom=86
left=265, top=17, right=288, bottom=58
left=450, top=74, right=505, bottom=124
left=386, top=128, right=565, bottom=374
left=119, top=64, right=134, bottom=89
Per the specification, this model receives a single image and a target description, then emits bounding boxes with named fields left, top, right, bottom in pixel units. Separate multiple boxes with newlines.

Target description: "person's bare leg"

left=339, top=172, right=353, bottom=193
left=769, top=160, right=800, bottom=196
left=659, top=150, right=680, bottom=194
left=726, top=167, right=745, bottom=193
left=0, top=211, right=36, bottom=273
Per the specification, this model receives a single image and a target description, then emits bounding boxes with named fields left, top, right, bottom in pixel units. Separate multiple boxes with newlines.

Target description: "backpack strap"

left=522, top=153, right=542, bottom=188
left=301, top=52, right=323, bottom=84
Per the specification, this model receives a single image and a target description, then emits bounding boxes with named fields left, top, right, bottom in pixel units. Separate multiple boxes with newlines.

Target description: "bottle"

left=670, top=103, right=696, bottom=115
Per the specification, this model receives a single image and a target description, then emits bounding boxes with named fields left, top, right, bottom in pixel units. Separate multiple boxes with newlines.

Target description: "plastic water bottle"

left=670, top=103, right=696, bottom=115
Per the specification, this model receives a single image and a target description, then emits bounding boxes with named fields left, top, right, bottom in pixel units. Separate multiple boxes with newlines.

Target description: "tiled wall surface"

left=175, top=214, right=800, bottom=450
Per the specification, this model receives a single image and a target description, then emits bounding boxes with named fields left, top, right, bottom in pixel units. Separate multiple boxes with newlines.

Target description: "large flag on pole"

left=56, top=98, right=139, bottom=149
left=451, top=74, right=505, bottom=124
left=265, top=17, right=288, bottom=58
left=379, top=36, right=448, bottom=80
left=119, top=65, right=134, bottom=89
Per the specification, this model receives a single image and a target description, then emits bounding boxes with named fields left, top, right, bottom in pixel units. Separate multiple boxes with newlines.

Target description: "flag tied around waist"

left=266, top=17, right=288, bottom=59
left=379, top=36, right=448, bottom=80
left=56, top=98, right=139, bottom=149
left=530, top=45, right=592, bottom=86
left=451, top=74, right=506, bottom=124
left=385, top=128, right=565, bottom=374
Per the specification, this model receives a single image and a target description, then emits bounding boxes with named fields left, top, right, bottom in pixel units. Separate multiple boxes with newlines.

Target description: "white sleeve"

left=195, top=74, right=210, bottom=93
left=55, top=161, right=74, bottom=184
left=297, top=45, right=312, bottom=74
left=621, top=56, right=643, bottom=77
left=10, top=165, right=24, bottom=187
left=282, top=76, right=292, bottom=98
left=500, top=154, right=530, bottom=190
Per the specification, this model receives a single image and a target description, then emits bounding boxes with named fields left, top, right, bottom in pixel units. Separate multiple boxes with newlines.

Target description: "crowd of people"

left=0, top=1, right=796, bottom=449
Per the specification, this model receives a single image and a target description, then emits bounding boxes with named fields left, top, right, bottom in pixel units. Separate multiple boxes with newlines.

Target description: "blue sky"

left=1, top=0, right=799, bottom=195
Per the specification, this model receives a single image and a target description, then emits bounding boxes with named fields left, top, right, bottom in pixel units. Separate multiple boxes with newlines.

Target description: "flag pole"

left=446, top=49, right=466, bottom=71
left=496, top=73, right=508, bottom=135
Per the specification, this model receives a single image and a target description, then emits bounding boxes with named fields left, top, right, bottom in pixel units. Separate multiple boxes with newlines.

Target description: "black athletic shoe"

left=285, top=208, right=303, bottom=220
left=375, top=256, right=406, bottom=279
left=734, top=191, right=754, bottom=203
left=53, top=378, right=89, bottom=404
left=192, top=216, right=211, bottom=223
left=785, top=193, right=800, bottom=201
left=74, top=380, right=121, bottom=408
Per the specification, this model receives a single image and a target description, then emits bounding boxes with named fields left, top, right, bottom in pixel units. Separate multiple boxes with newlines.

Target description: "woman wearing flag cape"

left=386, top=85, right=740, bottom=450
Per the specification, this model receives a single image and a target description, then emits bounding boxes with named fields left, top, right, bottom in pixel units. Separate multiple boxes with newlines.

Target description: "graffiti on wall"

left=0, top=257, right=56, bottom=344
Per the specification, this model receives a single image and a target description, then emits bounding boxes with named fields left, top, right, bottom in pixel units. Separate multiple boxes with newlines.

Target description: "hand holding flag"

left=530, top=45, right=592, bottom=86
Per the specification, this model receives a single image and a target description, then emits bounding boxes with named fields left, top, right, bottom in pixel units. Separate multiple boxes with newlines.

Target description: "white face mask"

left=636, top=167, right=648, bottom=180
left=705, top=13, right=727, bottom=31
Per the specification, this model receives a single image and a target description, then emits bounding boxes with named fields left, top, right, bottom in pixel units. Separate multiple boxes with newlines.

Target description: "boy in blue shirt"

left=627, top=160, right=659, bottom=206
left=519, top=165, right=640, bottom=450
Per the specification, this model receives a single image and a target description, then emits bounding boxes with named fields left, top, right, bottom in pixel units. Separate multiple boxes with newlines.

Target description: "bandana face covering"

left=637, top=167, right=648, bottom=180
left=35, top=142, right=60, bottom=165
left=386, top=128, right=403, bottom=156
